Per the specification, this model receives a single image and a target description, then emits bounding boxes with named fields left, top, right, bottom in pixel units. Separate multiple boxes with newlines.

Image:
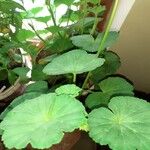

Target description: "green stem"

left=90, top=0, right=102, bottom=35
left=46, top=0, right=62, bottom=38
left=97, top=0, right=119, bottom=56
left=82, top=0, right=120, bottom=89
left=82, top=72, right=91, bottom=89
left=90, top=14, right=98, bottom=35
left=81, top=0, right=88, bottom=34
left=73, top=73, right=77, bottom=83
left=29, top=24, right=46, bottom=43
left=66, top=6, right=71, bottom=26
left=48, top=5, right=57, bottom=26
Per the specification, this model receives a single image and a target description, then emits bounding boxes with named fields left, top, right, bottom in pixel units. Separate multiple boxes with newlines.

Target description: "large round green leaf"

left=88, top=96, right=150, bottom=150
left=43, top=50, right=105, bottom=75
left=0, top=94, right=87, bottom=149
left=0, top=92, right=42, bottom=120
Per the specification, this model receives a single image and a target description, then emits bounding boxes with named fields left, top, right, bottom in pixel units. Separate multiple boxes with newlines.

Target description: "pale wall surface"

left=112, top=0, right=150, bottom=93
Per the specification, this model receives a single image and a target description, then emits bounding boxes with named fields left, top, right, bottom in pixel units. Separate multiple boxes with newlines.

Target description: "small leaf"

left=99, top=77, right=134, bottom=95
left=32, top=65, right=48, bottom=81
left=26, top=81, right=48, bottom=93
left=13, top=67, right=30, bottom=81
left=21, top=7, right=44, bottom=19
left=54, top=0, right=75, bottom=6
left=88, top=96, right=150, bottom=150
left=59, top=9, right=80, bottom=23
left=0, top=68, right=7, bottom=81
left=87, top=5, right=105, bottom=15
left=46, top=26, right=64, bottom=34
left=0, top=93, right=87, bottom=149
left=8, top=71, right=17, bottom=85
left=71, top=32, right=117, bottom=52
left=55, top=84, right=81, bottom=97
left=43, top=50, right=105, bottom=76
left=35, top=16, right=51, bottom=23
left=71, top=35, right=96, bottom=52
left=48, top=38, right=73, bottom=53
left=85, top=92, right=110, bottom=109
left=16, top=29, right=35, bottom=42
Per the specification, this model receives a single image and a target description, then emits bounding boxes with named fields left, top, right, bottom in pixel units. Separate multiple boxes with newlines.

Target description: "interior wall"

left=112, top=0, right=150, bottom=93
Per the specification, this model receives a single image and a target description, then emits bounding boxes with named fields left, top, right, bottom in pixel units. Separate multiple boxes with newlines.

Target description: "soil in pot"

left=26, top=130, right=81, bottom=150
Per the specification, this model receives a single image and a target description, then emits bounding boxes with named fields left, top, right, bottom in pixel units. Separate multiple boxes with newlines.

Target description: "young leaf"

left=87, top=5, right=105, bottom=15
left=0, top=93, right=87, bottom=149
left=88, top=96, right=150, bottom=150
left=59, top=9, right=80, bottom=23
left=99, top=77, right=134, bottom=95
left=21, top=7, right=44, bottom=19
left=71, top=32, right=118, bottom=52
left=35, top=16, right=51, bottom=23
left=43, top=50, right=105, bottom=76
left=55, top=84, right=81, bottom=97
left=71, top=35, right=96, bottom=52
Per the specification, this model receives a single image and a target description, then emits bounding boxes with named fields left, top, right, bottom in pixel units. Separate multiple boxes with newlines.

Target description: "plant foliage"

left=0, top=93, right=87, bottom=149
left=88, top=96, right=150, bottom=150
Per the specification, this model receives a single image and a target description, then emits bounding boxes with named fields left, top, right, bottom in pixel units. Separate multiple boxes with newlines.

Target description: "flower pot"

left=0, top=52, right=31, bottom=112
left=0, top=79, right=25, bottom=112
left=98, top=0, right=113, bottom=32
left=50, top=130, right=81, bottom=150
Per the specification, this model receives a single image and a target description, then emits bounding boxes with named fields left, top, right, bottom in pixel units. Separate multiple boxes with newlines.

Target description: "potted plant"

left=0, top=0, right=150, bottom=150
left=0, top=0, right=31, bottom=109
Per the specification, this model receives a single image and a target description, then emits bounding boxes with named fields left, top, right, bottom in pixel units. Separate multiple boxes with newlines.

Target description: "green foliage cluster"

left=0, top=0, right=150, bottom=150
